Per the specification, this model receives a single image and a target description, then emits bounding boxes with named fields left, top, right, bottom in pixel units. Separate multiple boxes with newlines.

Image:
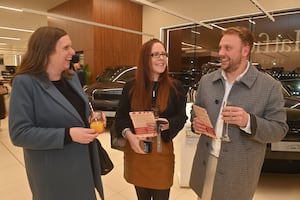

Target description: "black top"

left=115, top=79, right=188, bottom=142
left=52, top=79, right=88, bottom=144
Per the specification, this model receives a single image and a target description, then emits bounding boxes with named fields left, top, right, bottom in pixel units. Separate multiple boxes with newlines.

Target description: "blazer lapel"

left=36, top=78, right=86, bottom=123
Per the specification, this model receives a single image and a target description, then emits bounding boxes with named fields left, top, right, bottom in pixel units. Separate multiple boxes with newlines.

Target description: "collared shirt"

left=210, top=61, right=251, bottom=157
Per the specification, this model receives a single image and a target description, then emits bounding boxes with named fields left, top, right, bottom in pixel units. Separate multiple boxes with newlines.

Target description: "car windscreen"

left=281, top=79, right=300, bottom=97
left=96, top=67, right=136, bottom=83
left=96, top=68, right=118, bottom=82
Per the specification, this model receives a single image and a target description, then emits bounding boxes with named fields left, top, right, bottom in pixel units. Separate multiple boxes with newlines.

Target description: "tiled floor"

left=1, top=115, right=300, bottom=199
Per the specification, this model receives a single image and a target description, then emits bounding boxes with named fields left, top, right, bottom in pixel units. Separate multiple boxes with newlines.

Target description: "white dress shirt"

left=210, top=61, right=251, bottom=157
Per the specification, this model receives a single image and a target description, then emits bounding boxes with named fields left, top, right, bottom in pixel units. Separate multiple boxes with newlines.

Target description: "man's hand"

left=222, top=106, right=249, bottom=128
left=192, top=117, right=208, bottom=134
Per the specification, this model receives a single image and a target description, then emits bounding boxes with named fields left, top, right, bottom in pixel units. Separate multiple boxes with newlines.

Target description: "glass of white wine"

left=221, top=101, right=231, bottom=142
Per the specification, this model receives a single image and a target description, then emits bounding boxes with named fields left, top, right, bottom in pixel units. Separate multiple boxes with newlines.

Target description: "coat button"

left=218, top=170, right=224, bottom=175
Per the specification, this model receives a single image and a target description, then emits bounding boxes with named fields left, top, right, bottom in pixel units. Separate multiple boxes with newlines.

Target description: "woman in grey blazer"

left=9, top=26, right=105, bottom=200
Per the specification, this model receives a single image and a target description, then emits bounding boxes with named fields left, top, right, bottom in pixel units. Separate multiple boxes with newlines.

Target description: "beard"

left=220, top=55, right=242, bottom=73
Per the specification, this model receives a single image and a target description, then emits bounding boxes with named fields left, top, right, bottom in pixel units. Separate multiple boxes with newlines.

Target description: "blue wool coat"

left=9, top=74, right=104, bottom=200
left=189, top=66, right=288, bottom=200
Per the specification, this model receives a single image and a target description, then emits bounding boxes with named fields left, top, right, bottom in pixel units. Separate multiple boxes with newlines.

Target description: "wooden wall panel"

left=48, top=0, right=142, bottom=83
left=92, top=0, right=142, bottom=82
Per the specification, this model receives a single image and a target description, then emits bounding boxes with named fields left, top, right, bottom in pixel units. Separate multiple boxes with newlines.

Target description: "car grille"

left=92, top=88, right=122, bottom=100
left=284, top=121, right=300, bottom=141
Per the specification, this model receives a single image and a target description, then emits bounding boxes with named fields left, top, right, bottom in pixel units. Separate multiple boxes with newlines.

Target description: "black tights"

left=135, top=186, right=170, bottom=200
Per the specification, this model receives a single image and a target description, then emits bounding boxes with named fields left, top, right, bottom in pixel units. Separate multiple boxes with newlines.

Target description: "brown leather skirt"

left=124, top=137, right=174, bottom=189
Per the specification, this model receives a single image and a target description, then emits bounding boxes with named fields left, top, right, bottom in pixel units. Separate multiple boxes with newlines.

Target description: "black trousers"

left=135, top=186, right=170, bottom=200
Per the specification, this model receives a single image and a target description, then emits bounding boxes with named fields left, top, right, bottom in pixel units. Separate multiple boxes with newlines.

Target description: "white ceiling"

left=0, top=0, right=299, bottom=57
left=0, top=0, right=67, bottom=55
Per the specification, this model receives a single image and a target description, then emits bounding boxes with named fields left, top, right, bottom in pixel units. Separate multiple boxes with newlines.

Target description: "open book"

left=192, top=104, right=216, bottom=139
left=129, top=111, right=157, bottom=137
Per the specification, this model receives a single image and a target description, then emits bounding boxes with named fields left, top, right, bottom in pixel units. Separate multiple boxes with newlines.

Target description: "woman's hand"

left=70, top=127, right=99, bottom=144
left=125, top=131, right=146, bottom=154
left=156, top=118, right=169, bottom=131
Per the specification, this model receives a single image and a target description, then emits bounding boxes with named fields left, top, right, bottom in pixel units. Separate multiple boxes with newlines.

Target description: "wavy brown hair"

left=130, top=38, right=178, bottom=113
left=11, top=26, right=73, bottom=83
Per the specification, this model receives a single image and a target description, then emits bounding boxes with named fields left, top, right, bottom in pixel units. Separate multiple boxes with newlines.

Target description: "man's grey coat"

left=190, top=66, right=288, bottom=200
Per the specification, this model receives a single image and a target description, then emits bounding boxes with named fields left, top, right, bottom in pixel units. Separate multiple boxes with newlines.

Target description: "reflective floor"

left=1, top=115, right=300, bottom=200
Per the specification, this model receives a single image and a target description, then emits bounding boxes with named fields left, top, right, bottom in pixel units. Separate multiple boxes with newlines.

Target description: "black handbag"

left=95, top=139, right=114, bottom=175
left=110, top=120, right=126, bottom=151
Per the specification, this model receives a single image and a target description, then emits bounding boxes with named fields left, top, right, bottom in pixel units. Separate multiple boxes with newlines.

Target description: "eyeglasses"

left=150, top=52, right=168, bottom=59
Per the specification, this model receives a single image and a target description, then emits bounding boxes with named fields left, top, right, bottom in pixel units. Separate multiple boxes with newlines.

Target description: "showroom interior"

left=0, top=0, right=300, bottom=199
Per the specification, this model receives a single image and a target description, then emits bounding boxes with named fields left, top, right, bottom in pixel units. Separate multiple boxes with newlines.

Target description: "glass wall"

left=163, top=9, right=300, bottom=74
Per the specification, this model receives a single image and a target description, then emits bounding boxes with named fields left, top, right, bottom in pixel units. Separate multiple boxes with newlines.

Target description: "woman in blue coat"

left=9, top=26, right=105, bottom=200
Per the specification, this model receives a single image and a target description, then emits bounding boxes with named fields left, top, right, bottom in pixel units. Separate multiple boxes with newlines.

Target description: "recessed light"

left=0, top=36, right=20, bottom=41
left=0, top=26, right=34, bottom=33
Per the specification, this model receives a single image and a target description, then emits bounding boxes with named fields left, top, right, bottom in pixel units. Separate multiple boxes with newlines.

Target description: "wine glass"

left=221, top=101, right=231, bottom=142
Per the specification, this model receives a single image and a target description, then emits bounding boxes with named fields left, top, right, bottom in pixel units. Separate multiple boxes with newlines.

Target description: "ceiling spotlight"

left=0, top=36, right=20, bottom=41
left=181, top=42, right=202, bottom=49
left=131, top=0, right=213, bottom=29
left=248, top=0, right=275, bottom=22
left=277, top=34, right=283, bottom=38
left=210, top=24, right=225, bottom=30
left=248, top=19, right=256, bottom=24
left=191, top=30, right=201, bottom=35
left=0, top=5, right=22, bottom=12
left=0, top=26, right=34, bottom=33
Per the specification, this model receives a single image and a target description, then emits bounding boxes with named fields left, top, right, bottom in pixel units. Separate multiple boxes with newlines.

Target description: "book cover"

left=129, top=111, right=157, bottom=137
left=192, top=104, right=216, bottom=139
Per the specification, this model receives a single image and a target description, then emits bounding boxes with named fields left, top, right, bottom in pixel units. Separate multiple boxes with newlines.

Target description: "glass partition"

left=163, top=9, right=300, bottom=74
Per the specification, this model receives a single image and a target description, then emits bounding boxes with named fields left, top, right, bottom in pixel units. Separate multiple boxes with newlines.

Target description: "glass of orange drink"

left=90, top=111, right=105, bottom=133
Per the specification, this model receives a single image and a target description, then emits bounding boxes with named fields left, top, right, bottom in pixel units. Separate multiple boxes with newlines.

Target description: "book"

left=129, top=111, right=157, bottom=137
left=192, top=104, right=216, bottom=139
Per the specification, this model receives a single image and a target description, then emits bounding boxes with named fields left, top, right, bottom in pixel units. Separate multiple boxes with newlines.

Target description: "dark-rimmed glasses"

left=150, top=52, right=168, bottom=59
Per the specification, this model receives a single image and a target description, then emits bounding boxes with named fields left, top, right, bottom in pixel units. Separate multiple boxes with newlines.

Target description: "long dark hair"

left=12, top=26, right=73, bottom=83
left=131, top=38, right=177, bottom=112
